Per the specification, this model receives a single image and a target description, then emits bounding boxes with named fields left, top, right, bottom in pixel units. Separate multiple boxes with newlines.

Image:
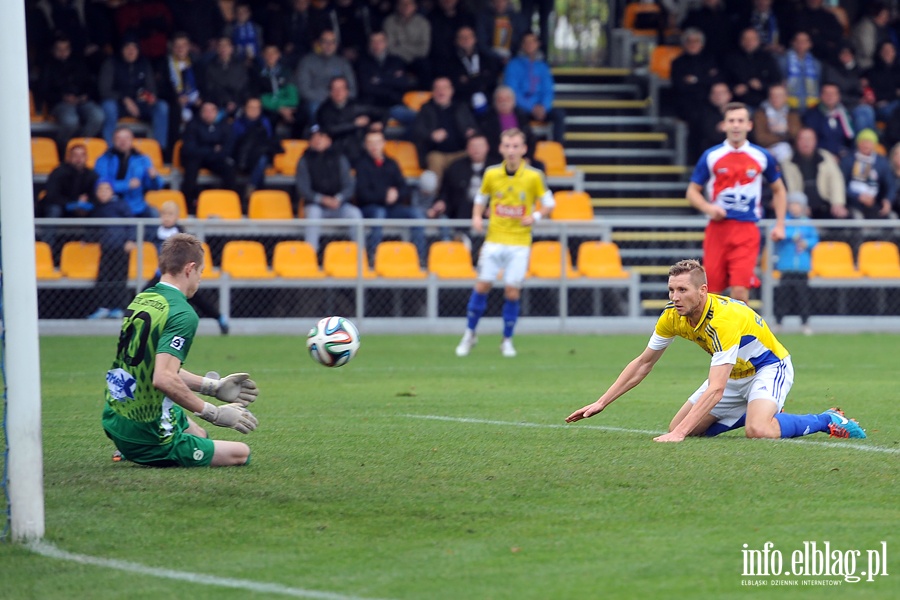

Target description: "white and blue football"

left=306, top=316, right=361, bottom=367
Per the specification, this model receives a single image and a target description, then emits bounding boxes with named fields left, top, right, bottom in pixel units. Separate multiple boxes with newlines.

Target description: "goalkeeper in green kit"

left=102, top=233, right=259, bottom=467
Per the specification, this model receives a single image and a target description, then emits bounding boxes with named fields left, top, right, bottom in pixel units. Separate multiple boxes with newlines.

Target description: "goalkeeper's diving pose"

left=102, top=233, right=259, bottom=466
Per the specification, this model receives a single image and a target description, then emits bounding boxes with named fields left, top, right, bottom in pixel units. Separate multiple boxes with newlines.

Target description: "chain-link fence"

left=31, top=216, right=900, bottom=333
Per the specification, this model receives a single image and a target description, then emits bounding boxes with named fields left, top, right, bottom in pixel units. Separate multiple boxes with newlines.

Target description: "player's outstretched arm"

left=653, top=363, right=731, bottom=443
left=566, top=347, right=665, bottom=423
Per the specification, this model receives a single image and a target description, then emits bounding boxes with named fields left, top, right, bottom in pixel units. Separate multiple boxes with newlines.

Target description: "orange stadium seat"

left=528, top=241, right=579, bottom=279
left=131, top=137, right=171, bottom=176
left=196, top=189, right=243, bottom=219
left=809, top=241, right=861, bottom=279
left=60, top=241, right=101, bottom=279
left=576, top=241, right=630, bottom=279
left=248, top=190, right=294, bottom=219
left=858, top=241, right=900, bottom=278
left=35, top=241, right=61, bottom=280
left=402, top=90, right=432, bottom=112
left=322, top=241, right=375, bottom=279
left=32, top=138, right=60, bottom=176
left=428, top=241, right=477, bottom=279
left=384, top=140, right=423, bottom=178
left=551, top=191, right=594, bottom=220
left=128, top=242, right=159, bottom=280
left=534, top=141, right=575, bottom=179
left=200, top=242, right=220, bottom=279
left=221, top=241, right=274, bottom=278
left=374, top=241, right=426, bottom=278
left=273, top=241, right=324, bottom=278
left=274, top=139, right=309, bottom=175
left=649, top=45, right=682, bottom=81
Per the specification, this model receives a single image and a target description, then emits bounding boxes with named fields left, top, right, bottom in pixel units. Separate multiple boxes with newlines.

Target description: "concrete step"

left=566, top=148, right=675, bottom=159
left=565, top=131, right=669, bottom=143
left=583, top=180, right=687, bottom=193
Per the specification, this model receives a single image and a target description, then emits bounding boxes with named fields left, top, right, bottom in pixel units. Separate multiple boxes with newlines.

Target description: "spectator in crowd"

left=296, top=29, right=358, bottom=119
left=889, top=142, right=900, bottom=213
left=356, top=31, right=415, bottom=137
left=158, top=31, right=203, bottom=141
left=780, top=127, right=848, bottom=219
left=680, top=0, right=739, bottom=59
left=180, top=101, right=239, bottom=210
left=780, top=31, right=821, bottom=112
left=478, top=86, right=536, bottom=165
left=333, top=0, right=371, bottom=64
left=796, top=0, right=844, bottom=66
left=86, top=179, right=137, bottom=321
left=296, top=125, right=362, bottom=252
left=254, top=45, right=305, bottom=137
left=851, top=2, right=892, bottom=72
left=840, top=129, right=895, bottom=220
left=281, top=0, right=316, bottom=68
left=98, top=39, right=170, bottom=150
left=689, top=81, right=732, bottom=162
left=40, top=143, right=98, bottom=219
left=39, top=36, right=105, bottom=154
left=383, top=0, right=431, bottom=85
left=412, top=76, right=478, bottom=181
left=864, top=41, right=900, bottom=124
left=355, top=130, right=427, bottom=262
left=94, top=126, right=164, bottom=218
left=504, top=32, right=566, bottom=143
left=232, top=97, right=281, bottom=196
left=475, top=0, right=527, bottom=66
left=316, top=75, right=382, bottom=164
left=169, top=0, right=225, bottom=56
left=773, top=191, right=818, bottom=336
left=443, top=25, right=501, bottom=116
left=203, top=37, right=249, bottom=119
left=144, top=200, right=230, bottom=334
left=224, top=2, right=264, bottom=65
left=802, top=83, right=855, bottom=159
left=746, top=0, right=782, bottom=54
left=723, top=27, right=782, bottom=109
left=670, top=28, right=720, bottom=124
left=823, top=41, right=876, bottom=132
left=428, top=0, right=477, bottom=66
left=427, top=133, right=491, bottom=245
left=753, top=83, right=802, bottom=163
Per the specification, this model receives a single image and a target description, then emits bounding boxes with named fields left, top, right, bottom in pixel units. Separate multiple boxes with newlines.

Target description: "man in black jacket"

left=442, top=25, right=501, bottom=117
left=723, top=27, right=782, bottom=109
left=316, top=76, right=383, bottom=165
left=356, top=130, right=426, bottom=261
left=180, top=101, right=238, bottom=210
left=357, top=31, right=415, bottom=137
left=41, top=143, right=98, bottom=219
left=39, top=37, right=105, bottom=153
left=412, top=76, right=477, bottom=181
left=295, top=125, right=362, bottom=252
left=202, top=37, right=249, bottom=119
left=427, top=133, right=490, bottom=244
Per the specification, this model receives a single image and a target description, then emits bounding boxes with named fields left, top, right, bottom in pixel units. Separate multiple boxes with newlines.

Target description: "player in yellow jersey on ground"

left=566, top=259, right=866, bottom=442
left=455, top=128, right=554, bottom=358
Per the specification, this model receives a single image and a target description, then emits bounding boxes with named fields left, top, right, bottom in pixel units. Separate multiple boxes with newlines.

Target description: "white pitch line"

left=401, top=414, right=900, bottom=455
left=26, top=541, right=391, bottom=600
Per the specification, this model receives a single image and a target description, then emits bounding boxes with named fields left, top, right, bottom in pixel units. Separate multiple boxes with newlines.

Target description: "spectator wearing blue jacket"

left=773, top=192, right=819, bottom=335
left=86, top=180, right=137, bottom=320
left=93, top=127, right=164, bottom=218
left=503, top=32, right=565, bottom=142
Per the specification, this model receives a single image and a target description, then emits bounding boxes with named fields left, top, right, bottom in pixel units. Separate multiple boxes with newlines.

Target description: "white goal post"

left=1, top=0, right=46, bottom=542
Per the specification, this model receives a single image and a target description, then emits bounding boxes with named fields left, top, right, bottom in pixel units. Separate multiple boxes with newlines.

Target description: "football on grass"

left=306, top=316, right=360, bottom=367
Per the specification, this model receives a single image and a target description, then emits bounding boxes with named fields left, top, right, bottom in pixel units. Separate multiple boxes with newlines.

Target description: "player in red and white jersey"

left=687, top=102, right=787, bottom=302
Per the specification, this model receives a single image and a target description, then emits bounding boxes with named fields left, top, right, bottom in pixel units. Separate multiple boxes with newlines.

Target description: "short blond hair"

left=669, top=259, right=707, bottom=287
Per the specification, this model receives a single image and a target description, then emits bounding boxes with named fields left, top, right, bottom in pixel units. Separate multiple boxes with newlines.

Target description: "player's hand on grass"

left=201, top=373, right=259, bottom=406
left=195, top=401, right=259, bottom=434
left=565, top=402, right=604, bottom=423
left=652, top=431, right=686, bottom=443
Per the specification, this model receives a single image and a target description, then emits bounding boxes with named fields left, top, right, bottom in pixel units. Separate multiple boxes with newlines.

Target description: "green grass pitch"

left=1, top=333, right=898, bottom=599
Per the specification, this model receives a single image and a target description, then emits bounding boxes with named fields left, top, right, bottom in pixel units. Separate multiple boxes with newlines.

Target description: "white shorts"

left=476, top=242, right=530, bottom=287
left=688, top=356, right=794, bottom=426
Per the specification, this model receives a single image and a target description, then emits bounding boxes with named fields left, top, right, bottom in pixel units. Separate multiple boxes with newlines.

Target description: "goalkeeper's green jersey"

left=102, top=282, right=199, bottom=444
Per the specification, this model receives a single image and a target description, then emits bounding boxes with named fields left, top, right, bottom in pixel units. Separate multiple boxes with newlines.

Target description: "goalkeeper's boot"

left=455, top=329, right=477, bottom=357
left=824, top=407, right=867, bottom=439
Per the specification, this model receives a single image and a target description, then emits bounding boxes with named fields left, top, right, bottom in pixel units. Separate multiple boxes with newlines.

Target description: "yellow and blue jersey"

left=648, top=293, right=789, bottom=379
left=477, top=161, right=550, bottom=246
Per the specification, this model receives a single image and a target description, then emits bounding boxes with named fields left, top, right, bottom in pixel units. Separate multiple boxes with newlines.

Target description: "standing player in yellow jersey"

left=566, top=259, right=866, bottom=442
left=455, top=128, right=554, bottom=357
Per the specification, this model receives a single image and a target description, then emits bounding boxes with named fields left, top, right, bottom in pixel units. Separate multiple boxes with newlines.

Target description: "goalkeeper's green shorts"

left=104, top=411, right=216, bottom=468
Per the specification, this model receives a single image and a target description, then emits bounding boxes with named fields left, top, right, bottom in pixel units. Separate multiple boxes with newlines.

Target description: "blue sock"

left=704, top=414, right=746, bottom=437
left=774, top=412, right=832, bottom=438
left=502, top=299, right=520, bottom=338
left=466, top=291, right=488, bottom=331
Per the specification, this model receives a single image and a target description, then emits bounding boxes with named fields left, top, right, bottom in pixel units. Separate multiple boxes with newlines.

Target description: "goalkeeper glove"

left=200, top=372, right=259, bottom=406
left=195, top=402, right=258, bottom=434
